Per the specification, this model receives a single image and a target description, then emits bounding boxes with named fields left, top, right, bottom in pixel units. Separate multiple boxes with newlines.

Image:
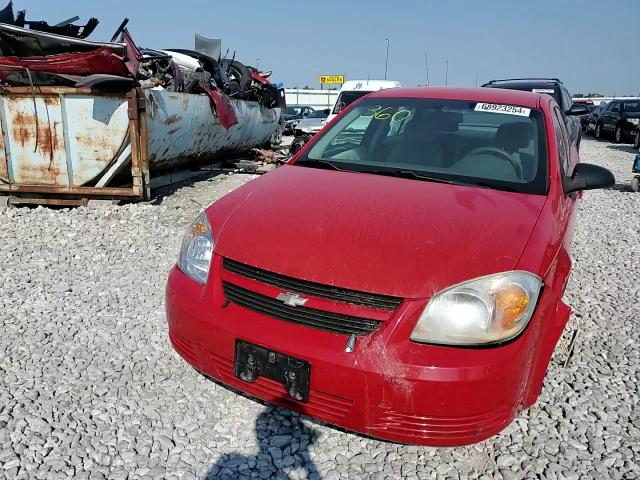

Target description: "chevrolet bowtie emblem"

left=276, top=292, right=308, bottom=307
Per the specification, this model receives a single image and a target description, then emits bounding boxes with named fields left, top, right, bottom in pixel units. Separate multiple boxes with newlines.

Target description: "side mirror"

left=566, top=103, right=590, bottom=116
left=564, top=163, right=615, bottom=194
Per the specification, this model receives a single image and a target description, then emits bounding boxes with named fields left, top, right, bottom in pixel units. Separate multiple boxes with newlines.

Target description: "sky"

left=22, top=0, right=640, bottom=95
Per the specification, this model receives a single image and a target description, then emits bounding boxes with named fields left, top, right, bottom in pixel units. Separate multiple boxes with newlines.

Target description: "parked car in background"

left=592, top=99, right=640, bottom=143
left=482, top=78, right=586, bottom=148
left=167, top=86, right=614, bottom=446
left=578, top=103, right=596, bottom=131
left=289, top=109, right=330, bottom=155
left=327, top=79, right=401, bottom=124
left=293, top=109, right=330, bottom=137
left=283, top=105, right=315, bottom=134
left=584, top=101, right=609, bottom=135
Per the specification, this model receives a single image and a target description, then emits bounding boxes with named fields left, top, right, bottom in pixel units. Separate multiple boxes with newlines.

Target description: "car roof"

left=340, top=80, right=402, bottom=91
left=483, top=78, right=563, bottom=86
left=368, top=86, right=544, bottom=109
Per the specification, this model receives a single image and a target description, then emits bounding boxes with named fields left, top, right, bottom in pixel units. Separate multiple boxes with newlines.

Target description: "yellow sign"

left=320, top=75, right=345, bottom=85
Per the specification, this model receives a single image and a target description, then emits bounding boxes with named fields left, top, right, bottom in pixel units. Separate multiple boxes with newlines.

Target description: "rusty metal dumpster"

left=0, top=86, right=281, bottom=206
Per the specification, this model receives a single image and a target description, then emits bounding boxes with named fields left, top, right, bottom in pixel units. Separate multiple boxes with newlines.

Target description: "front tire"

left=615, top=125, right=623, bottom=143
left=631, top=176, right=640, bottom=192
left=595, top=122, right=603, bottom=140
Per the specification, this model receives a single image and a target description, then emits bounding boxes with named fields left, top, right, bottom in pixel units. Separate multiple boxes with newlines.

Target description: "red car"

left=166, top=87, right=614, bottom=446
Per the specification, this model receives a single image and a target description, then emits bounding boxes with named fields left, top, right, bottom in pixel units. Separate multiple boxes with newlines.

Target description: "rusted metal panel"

left=1, top=94, right=68, bottom=185
left=63, top=95, right=129, bottom=185
left=0, top=118, right=7, bottom=182
left=0, top=87, right=280, bottom=205
left=145, top=90, right=281, bottom=170
left=0, top=184, right=141, bottom=196
left=0, top=91, right=129, bottom=186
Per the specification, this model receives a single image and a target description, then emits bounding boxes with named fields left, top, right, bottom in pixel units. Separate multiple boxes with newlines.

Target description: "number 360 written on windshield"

left=369, top=105, right=413, bottom=122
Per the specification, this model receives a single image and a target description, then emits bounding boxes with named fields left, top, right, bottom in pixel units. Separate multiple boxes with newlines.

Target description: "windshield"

left=332, top=91, right=371, bottom=114
left=307, top=110, right=328, bottom=119
left=297, top=97, right=548, bottom=195
left=286, top=107, right=305, bottom=115
left=623, top=101, right=640, bottom=112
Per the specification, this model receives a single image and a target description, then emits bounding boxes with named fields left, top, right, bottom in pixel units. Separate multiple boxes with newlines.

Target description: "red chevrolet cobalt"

left=166, top=88, right=614, bottom=446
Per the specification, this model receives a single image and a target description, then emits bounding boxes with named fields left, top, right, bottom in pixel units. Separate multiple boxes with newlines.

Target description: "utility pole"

left=384, top=38, right=390, bottom=80
left=424, top=50, right=430, bottom=86
left=445, top=60, right=449, bottom=86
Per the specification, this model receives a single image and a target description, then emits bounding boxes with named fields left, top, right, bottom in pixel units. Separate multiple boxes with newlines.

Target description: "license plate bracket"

left=234, top=340, right=311, bottom=403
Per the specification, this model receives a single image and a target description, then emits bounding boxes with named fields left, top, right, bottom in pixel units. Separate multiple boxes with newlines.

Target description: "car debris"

left=0, top=5, right=286, bottom=206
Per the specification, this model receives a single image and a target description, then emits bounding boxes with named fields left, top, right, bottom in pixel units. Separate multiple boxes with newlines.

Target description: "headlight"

left=628, top=118, right=640, bottom=126
left=178, top=212, right=214, bottom=284
left=411, top=271, right=542, bottom=346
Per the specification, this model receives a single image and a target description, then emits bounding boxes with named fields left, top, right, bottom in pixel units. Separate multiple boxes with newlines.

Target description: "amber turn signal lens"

left=492, top=282, right=529, bottom=330
left=191, top=220, right=208, bottom=237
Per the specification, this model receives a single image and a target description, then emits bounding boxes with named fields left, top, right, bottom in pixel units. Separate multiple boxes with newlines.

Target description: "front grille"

left=223, top=258, right=402, bottom=311
left=223, top=282, right=382, bottom=336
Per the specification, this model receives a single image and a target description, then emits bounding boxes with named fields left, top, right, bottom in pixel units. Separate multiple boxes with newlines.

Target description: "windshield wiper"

left=295, top=159, right=343, bottom=171
left=473, top=181, right=519, bottom=192
left=368, top=169, right=461, bottom=185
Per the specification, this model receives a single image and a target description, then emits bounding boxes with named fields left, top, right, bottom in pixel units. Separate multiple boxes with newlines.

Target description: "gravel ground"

left=1, top=138, right=638, bottom=480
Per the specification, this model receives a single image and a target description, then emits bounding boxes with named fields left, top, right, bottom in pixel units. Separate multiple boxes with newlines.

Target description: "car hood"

left=211, top=165, right=547, bottom=299
left=296, top=118, right=326, bottom=129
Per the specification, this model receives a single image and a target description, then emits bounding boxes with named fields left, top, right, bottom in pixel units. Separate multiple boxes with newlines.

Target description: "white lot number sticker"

left=474, top=103, right=531, bottom=117
left=532, top=88, right=555, bottom=94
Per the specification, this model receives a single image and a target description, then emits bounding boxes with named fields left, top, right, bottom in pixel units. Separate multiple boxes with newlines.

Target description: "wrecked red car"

left=166, top=87, right=614, bottom=446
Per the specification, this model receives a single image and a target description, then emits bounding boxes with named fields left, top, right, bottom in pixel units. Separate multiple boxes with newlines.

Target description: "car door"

left=551, top=106, right=578, bottom=288
left=559, top=87, right=579, bottom=145
left=603, top=101, right=619, bottom=131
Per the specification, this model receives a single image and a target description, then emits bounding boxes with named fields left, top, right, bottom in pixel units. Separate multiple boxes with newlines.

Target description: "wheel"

left=220, top=59, right=250, bottom=91
left=634, top=130, right=640, bottom=149
left=595, top=122, right=603, bottom=140
left=631, top=176, right=640, bottom=192
left=289, top=135, right=312, bottom=155
left=269, top=117, right=285, bottom=147
left=614, top=125, right=623, bottom=143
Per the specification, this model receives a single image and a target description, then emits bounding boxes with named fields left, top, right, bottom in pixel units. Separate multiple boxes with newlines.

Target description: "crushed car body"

left=0, top=5, right=285, bottom=206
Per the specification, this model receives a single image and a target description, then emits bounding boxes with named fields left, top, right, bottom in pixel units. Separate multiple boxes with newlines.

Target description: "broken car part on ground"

left=0, top=2, right=286, bottom=206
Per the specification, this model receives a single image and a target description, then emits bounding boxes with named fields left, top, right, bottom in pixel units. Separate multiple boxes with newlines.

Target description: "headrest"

left=496, top=122, right=532, bottom=152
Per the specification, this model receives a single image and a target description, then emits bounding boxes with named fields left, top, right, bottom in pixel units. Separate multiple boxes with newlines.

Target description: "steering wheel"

left=464, top=147, right=521, bottom=178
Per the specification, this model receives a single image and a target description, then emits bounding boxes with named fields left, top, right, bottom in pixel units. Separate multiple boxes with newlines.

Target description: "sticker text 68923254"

left=474, top=103, right=531, bottom=117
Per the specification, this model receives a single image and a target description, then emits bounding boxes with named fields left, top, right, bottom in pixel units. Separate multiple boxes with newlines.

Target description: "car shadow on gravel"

left=204, top=403, right=322, bottom=480
left=150, top=168, right=228, bottom=205
left=605, top=144, right=638, bottom=154
left=607, top=182, right=634, bottom=193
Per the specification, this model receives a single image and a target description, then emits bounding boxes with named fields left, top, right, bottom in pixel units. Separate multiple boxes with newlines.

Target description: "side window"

left=552, top=107, right=571, bottom=180
left=611, top=102, right=620, bottom=113
left=561, top=88, right=572, bottom=112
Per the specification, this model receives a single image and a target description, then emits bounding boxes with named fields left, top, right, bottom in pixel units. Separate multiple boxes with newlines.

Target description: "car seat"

left=387, top=112, right=445, bottom=167
left=495, top=122, right=535, bottom=179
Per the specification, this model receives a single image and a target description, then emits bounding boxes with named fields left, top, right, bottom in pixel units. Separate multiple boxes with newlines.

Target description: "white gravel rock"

left=0, top=139, right=638, bottom=479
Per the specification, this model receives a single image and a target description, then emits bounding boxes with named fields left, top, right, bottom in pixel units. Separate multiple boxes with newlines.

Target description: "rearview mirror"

left=566, top=103, right=590, bottom=116
left=564, top=163, right=615, bottom=194
left=323, top=108, right=331, bottom=115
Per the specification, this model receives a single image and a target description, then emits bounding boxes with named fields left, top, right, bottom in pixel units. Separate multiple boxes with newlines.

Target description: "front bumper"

left=166, top=261, right=569, bottom=446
